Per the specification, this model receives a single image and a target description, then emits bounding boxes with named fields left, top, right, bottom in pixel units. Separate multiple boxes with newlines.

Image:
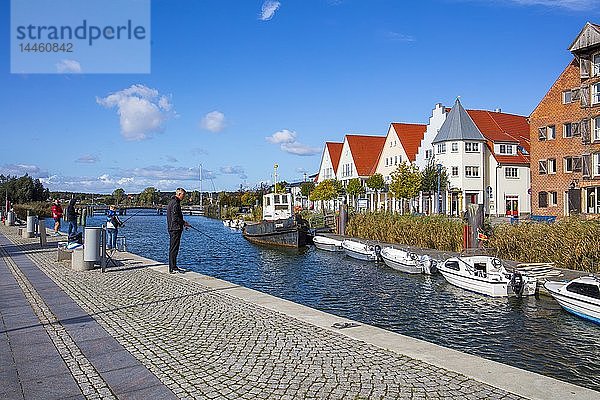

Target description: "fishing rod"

left=187, top=224, right=239, bottom=253
left=119, top=208, right=153, bottom=224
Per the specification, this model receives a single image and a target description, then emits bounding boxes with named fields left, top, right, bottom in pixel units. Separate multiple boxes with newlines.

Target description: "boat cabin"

left=262, top=192, right=293, bottom=221
left=565, top=277, right=600, bottom=299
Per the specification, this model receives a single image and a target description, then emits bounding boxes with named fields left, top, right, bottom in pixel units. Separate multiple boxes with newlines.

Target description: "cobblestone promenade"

left=0, top=225, right=593, bottom=399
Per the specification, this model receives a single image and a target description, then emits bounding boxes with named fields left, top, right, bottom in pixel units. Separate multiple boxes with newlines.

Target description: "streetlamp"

left=436, top=163, right=442, bottom=214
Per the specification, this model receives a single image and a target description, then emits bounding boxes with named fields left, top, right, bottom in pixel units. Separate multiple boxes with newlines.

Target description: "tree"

left=300, top=182, right=315, bottom=198
left=310, top=179, right=342, bottom=214
left=112, top=188, right=125, bottom=206
left=241, top=191, right=259, bottom=207
left=0, top=174, right=49, bottom=204
left=365, top=173, right=385, bottom=211
left=138, top=187, right=158, bottom=206
left=420, top=159, right=449, bottom=214
left=274, top=181, right=288, bottom=193
left=346, top=178, right=365, bottom=209
left=389, top=162, right=422, bottom=213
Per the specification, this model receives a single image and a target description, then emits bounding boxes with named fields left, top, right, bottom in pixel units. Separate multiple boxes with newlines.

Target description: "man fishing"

left=167, top=188, right=190, bottom=273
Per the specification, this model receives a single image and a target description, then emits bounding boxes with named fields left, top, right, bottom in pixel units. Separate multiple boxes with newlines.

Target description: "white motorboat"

left=341, top=239, right=381, bottom=261
left=544, top=276, right=600, bottom=324
left=380, top=247, right=437, bottom=274
left=313, top=235, right=343, bottom=252
left=438, top=256, right=536, bottom=297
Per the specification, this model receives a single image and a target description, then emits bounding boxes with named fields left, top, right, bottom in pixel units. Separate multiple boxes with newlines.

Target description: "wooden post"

left=466, top=204, right=484, bottom=250
left=39, top=218, right=47, bottom=247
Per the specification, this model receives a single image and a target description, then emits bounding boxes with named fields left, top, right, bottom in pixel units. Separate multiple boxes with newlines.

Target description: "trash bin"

left=24, top=215, right=37, bottom=238
left=6, top=211, right=15, bottom=226
left=83, top=227, right=102, bottom=269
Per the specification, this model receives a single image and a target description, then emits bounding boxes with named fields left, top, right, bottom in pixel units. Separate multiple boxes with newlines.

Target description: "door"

left=505, top=196, right=519, bottom=217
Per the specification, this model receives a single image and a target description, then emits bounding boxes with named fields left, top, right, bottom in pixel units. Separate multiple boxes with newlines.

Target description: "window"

left=444, top=261, right=460, bottom=271
left=549, top=191, right=558, bottom=206
left=451, top=142, right=458, bottom=152
left=342, top=163, right=353, bottom=177
left=385, top=158, right=389, bottom=167
left=464, top=166, right=479, bottom=177
left=451, top=166, right=459, bottom=177
left=539, top=191, right=548, bottom=208
left=465, top=142, right=479, bottom=152
left=548, top=158, right=556, bottom=174
left=539, top=160, right=547, bottom=175
left=548, top=125, right=556, bottom=140
left=562, top=90, right=572, bottom=104
left=425, top=149, right=433, bottom=159
left=594, top=117, right=600, bottom=142
left=566, top=282, right=600, bottom=300
left=437, top=143, right=446, bottom=154
left=595, top=153, right=600, bottom=176
left=564, top=122, right=573, bottom=138
left=499, top=144, right=513, bottom=154
left=593, top=82, right=600, bottom=105
left=564, top=156, right=582, bottom=173
left=593, top=53, right=600, bottom=77
left=505, top=167, right=518, bottom=179
left=394, top=156, right=399, bottom=165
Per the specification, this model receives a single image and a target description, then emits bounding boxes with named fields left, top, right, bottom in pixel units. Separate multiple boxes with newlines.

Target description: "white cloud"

left=56, top=59, right=82, bottom=73
left=0, top=163, right=49, bottom=179
left=508, top=0, right=594, bottom=9
left=260, top=0, right=281, bottom=21
left=75, top=154, right=99, bottom=164
left=386, top=31, right=415, bottom=42
left=220, top=165, right=245, bottom=175
left=266, top=129, right=320, bottom=156
left=200, top=111, right=226, bottom=132
left=266, top=129, right=296, bottom=144
left=97, top=84, right=175, bottom=141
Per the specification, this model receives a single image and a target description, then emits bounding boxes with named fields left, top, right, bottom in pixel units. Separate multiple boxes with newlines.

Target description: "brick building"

left=530, top=22, right=600, bottom=216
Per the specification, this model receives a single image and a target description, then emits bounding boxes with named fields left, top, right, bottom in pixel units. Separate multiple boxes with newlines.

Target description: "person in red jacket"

left=51, top=199, right=63, bottom=236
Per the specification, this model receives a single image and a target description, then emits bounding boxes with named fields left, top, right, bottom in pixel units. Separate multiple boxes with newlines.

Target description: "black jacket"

left=167, top=196, right=184, bottom=231
left=66, top=199, right=78, bottom=222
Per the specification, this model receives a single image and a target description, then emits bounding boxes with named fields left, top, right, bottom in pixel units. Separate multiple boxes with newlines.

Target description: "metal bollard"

left=6, top=211, right=15, bottom=226
left=25, top=215, right=36, bottom=238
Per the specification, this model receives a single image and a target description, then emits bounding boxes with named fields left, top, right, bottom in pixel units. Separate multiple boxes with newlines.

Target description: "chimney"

left=494, top=108, right=502, bottom=113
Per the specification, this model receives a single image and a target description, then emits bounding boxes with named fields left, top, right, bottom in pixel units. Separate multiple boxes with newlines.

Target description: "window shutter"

left=580, top=56, right=591, bottom=79
left=582, top=154, right=591, bottom=177
left=581, top=86, right=590, bottom=107
left=539, top=192, right=548, bottom=208
left=581, top=118, right=590, bottom=144
left=539, top=160, right=547, bottom=174
left=574, top=157, right=582, bottom=172
left=571, top=88, right=581, bottom=101
left=538, top=127, right=547, bottom=141
left=572, top=121, right=581, bottom=136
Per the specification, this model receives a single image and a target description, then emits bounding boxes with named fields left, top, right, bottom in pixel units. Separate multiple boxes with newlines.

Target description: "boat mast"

left=273, top=163, right=278, bottom=193
left=199, top=163, right=203, bottom=209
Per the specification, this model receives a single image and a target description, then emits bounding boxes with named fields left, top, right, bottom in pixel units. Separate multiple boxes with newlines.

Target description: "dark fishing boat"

left=243, top=192, right=310, bottom=248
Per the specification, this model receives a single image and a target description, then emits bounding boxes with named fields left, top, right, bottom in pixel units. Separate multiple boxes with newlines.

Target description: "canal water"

left=63, top=213, right=599, bottom=391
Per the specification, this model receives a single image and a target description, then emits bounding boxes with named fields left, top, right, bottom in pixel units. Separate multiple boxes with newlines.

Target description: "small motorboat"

left=341, top=239, right=381, bottom=261
left=313, top=235, right=343, bottom=252
left=380, top=247, right=437, bottom=274
left=544, top=276, right=600, bottom=324
left=438, top=256, right=536, bottom=297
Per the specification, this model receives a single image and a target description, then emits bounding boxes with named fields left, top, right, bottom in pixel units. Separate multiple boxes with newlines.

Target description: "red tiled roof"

left=391, top=123, right=427, bottom=162
left=466, top=110, right=530, bottom=165
left=325, top=142, right=343, bottom=174
left=346, top=135, right=386, bottom=176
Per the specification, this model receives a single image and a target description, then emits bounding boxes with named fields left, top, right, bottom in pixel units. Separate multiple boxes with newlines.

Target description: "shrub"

left=13, top=201, right=52, bottom=220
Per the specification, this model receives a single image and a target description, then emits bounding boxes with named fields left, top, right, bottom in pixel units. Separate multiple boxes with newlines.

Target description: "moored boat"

left=313, top=235, right=343, bottom=252
left=242, top=192, right=310, bottom=248
left=544, top=276, right=600, bottom=324
left=380, top=247, right=437, bottom=274
left=438, top=256, right=536, bottom=297
left=341, top=239, right=380, bottom=261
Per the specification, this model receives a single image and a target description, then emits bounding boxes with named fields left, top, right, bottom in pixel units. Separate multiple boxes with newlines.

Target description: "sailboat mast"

left=199, top=163, right=203, bottom=208
left=274, top=163, right=278, bottom=193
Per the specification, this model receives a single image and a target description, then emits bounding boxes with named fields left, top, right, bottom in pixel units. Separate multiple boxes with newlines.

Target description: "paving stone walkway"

left=0, top=224, right=541, bottom=399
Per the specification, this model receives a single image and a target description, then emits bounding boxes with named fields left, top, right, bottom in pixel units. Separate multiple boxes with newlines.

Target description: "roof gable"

left=391, top=123, right=427, bottom=162
left=432, top=98, right=485, bottom=144
left=325, top=142, right=343, bottom=174
left=346, top=135, right=386, bottom=176
left=568, top=22, right=600, bottom=54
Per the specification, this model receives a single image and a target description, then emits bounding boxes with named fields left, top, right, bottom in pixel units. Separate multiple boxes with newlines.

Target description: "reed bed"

left=489, top=217, right=600, bottom=272
left=346, top=212, right=463, bottom=252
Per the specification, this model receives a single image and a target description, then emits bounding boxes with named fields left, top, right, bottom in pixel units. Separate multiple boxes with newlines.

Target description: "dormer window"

left=593, top=53, right=600, bottom=77
left=499, top=144, right=513, bottom=155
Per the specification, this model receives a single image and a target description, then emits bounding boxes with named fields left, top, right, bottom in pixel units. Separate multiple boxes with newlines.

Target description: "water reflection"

left=80, top=214, right=600, bottom=391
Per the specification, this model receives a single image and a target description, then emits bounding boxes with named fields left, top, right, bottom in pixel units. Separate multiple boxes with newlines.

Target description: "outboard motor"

left=374, top=245, right=382, bottom=261
left=510, top=271, right=524, bottom=296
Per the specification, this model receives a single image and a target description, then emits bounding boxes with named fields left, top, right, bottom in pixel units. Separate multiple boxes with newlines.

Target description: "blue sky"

left=0, top=0, right=597, bottom=194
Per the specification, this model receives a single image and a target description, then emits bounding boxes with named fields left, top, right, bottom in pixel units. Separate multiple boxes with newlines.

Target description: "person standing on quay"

left=51, top=199, right=63, bottom=236
left=167, top=188, right=190, bottom=273
left=66, top=198, right=78, bottom=238
left=106, top=205, right=122, bottom=251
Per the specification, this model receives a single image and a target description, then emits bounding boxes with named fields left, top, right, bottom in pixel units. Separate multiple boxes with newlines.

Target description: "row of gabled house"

left=316, top=100, right=530, bottom=217
left=315, top=21, right=600, bottom=219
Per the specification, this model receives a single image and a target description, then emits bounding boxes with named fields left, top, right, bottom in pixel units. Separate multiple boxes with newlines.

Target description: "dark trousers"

left=169, top=229, right=183, bottom=271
